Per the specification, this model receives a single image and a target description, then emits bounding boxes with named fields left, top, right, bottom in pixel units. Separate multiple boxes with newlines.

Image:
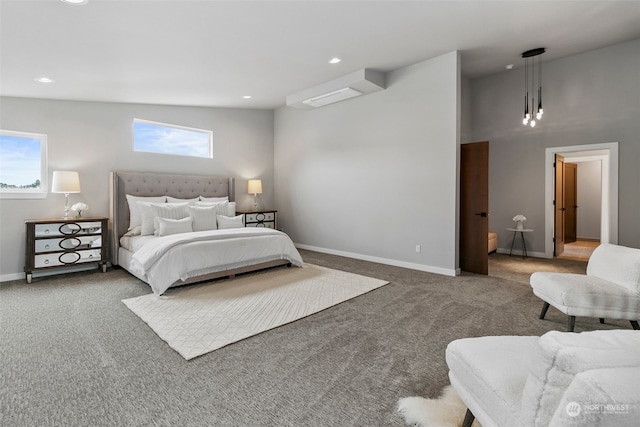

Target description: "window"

left=133, top=119, right=212, bottom=159
left=0, top=130, right=48, bottom=199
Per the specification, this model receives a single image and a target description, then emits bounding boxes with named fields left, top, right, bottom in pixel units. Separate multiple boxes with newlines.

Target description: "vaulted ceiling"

left=1, top=0, right=639, bottom=109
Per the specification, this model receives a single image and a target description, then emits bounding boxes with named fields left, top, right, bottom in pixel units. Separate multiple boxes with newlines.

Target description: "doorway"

left=545, top=143, right=618, bottom=259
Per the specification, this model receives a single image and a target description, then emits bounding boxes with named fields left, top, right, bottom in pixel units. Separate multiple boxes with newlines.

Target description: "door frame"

left=544, top=142, right=618, bottom=258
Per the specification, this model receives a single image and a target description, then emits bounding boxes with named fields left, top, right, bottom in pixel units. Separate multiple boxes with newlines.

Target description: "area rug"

left=397, top=385, right=482, bottom=427
left=122, top=263, right=389, bottom=360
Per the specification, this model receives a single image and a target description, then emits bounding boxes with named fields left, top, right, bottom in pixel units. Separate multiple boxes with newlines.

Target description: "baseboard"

left=0, top=272, right=24, bottom=283
left=295, top=244, right=459, bottom=277
left=496, top=248, right=549, bottom=258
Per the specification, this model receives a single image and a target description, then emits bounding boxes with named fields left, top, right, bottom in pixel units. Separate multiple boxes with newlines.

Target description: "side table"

left=506, top=228, right=534, bottom=259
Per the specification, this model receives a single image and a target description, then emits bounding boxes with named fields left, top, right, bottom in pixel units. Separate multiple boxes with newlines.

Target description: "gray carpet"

left=0, top=251, right=629, bottom=426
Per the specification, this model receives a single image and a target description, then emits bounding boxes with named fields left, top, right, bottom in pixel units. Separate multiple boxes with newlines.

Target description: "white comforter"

left=128, top=228, right=303, bottom=295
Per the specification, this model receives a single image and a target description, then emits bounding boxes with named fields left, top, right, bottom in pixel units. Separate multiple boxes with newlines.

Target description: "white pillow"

left=228, top=201, right=236, bottom=216
left=196, top=200, right=235, bottom=216
left=217, top=214, right=244, bottom=230
left=187, top=205, right=218, bottom=232
left=125, top=195, right=166, bottom=230
left=199, top=196, right=229, bottom=203
left=166, top=196, right=200, bottom=205
left=156, top=217, right=193, bottom=236
left=151, top=203, right=190, bottom=235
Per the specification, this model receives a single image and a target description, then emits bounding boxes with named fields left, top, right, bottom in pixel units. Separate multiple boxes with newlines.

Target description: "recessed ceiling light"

left=328, top=57, right=342, bottom=64
left=61, top=0, right=88, bottom=4
left=505, top=64, right=514, bottom=70
left=34, top=77, right=54, bottom=83
left=243, top=95, right=252, bottom=99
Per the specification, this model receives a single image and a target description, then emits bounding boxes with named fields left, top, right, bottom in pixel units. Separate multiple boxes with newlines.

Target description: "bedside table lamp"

left=52, top=171, right=81, bottom=219
left=248, top=179, right=262, bottom=210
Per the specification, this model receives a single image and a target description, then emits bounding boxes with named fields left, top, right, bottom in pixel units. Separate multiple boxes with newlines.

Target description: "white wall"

left=472, top=39, right=640, bottom=253
left=0, top=97, right=274, bottom=280
left=576, top=160, right=602, bottom=239
left=274, top=51, right=460, bottom=275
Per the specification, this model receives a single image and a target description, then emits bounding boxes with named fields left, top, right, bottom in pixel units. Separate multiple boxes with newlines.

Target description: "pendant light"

left=521, top=48, right=545, bottom=127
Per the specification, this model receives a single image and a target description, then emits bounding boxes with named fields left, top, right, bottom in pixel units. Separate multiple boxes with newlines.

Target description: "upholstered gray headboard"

left=109, top=171, right=235, bottom=265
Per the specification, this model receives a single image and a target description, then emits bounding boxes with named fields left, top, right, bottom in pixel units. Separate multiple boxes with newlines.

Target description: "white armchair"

left=446, top=329, right=640, bottom=427
left=530, top=243, right=640, bottom=331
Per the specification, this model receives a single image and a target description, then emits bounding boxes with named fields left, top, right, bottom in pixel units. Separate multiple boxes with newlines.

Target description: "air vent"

left=286, top=69, right=385, bottom=109
left=302, top=87, right=363, bottom=108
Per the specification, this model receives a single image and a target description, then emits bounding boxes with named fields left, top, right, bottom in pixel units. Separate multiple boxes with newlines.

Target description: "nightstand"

left=24, top=217, right=108, bottom=283
left=237, top=210, right=277, bottom=229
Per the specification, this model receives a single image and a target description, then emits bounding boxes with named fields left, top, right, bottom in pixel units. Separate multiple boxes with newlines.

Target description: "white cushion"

left=199, top=196, right=228, bottom=203
left=125, top=195, right=165, bottom=230
left=530, top=272, right=640, bottom=318
left=156, top=217, right=193, bottom=236
left=446, top=335, right=538, bottom=427
left=187, top=205, right=218, bottom=232
left=216, top=214, right=244, bottom=230
left=151, top=203, right=189, bottom=235
left=587, top=244, right=640, bottom=293
left=195, top=201, right=230, bottom=215
left=166, top=196, right=199, bottom=205
left=521, top=330, right=640, bottom=427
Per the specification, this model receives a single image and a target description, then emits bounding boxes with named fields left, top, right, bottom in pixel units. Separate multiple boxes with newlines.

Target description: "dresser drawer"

left=34, top=249, right=102, bottom=268
left=34, top=236, right=101, bottom=252
left=245, top=212, right=275, bottom=223
left=245, top=221, right=275, bottom=229
left=35, top=221, right=102, bottom=237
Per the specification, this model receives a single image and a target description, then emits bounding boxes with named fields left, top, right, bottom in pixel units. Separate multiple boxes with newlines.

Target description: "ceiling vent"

left=287, top=69, right=385, bottom=109
left=302, top=87, right=363, bottom=108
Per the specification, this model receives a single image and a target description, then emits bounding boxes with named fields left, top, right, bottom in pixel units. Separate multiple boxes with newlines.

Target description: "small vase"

left=516, top=221, right=524, bottom=230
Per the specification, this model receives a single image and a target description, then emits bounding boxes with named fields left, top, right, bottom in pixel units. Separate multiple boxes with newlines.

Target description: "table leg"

left=520, top=231, right=527, bottom=259
left=509, top=231, right=517, bottom=256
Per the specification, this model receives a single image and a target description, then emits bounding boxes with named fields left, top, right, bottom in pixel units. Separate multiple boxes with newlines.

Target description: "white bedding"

left=124, top=228, right=303, bottom=295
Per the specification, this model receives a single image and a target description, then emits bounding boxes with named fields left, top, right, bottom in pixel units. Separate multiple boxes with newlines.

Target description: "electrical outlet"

left=415, top=245, right=421, bottom=253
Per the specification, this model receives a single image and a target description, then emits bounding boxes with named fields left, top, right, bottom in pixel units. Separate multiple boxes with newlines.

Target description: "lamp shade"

left=51, top=171, right=81, bottom=193
left=248, top=179, right=262, bottom=195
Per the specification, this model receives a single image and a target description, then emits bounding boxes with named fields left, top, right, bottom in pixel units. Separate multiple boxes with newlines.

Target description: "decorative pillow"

left=195, top=200, right=229, bottom=214
left=125, top=195, right=166, bottom=230
left=187, top=205, right=218, bottom=232
left=166, top=196, right=200, bottom=205
left=151, top=203, right=190, bottom=235
left=196, top=200, right=235, bottom=216
left=217, top=214, right=244, bottom=230
left=199, top=196, right=229, bottom=203
left=156, top=217, right=193, bottom=237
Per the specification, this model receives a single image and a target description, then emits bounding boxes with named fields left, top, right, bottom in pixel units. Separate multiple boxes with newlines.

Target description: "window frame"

left=133, top=118, right=213, bottom=159
left=0, top=129, right=48, bottom=199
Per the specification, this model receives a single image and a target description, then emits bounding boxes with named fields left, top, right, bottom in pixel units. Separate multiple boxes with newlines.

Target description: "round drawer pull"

left=44, top=229, right=50, bottom=235
left=45, top=244, right=50, bottom=250
left=44, top=259, right=49, bottom=265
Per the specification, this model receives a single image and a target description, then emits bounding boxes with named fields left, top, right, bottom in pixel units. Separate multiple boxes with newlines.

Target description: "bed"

left=109, top=171, right=303, bottom=295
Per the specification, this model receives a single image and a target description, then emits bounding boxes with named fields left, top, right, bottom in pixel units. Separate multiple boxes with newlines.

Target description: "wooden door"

left=460, top=141, right=489, bottom=275
left=554, top=154, right=565, bottom=256
left=564, top=163, right=577, bottom=243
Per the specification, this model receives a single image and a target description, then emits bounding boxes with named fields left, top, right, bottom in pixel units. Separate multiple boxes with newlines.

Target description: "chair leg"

left=462, top=408, right=476, bottom=427
left=631, top=320, right=639, bottom=330
left=599, top=318, right=605, bottom=324
left=539, top=302, right=550, bottom=320
left=568, top=316, right=576, bottom=332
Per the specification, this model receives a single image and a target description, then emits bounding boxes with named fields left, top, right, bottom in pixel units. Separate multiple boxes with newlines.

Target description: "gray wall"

left=472, top=39, right=640, bottom=253
left=274, top=51, right=460, bottom=275
left=0, top=97, right=274, bottom=279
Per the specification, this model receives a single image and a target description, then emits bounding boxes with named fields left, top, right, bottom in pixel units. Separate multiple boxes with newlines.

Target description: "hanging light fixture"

left=521, top=48, right=545, bottom=127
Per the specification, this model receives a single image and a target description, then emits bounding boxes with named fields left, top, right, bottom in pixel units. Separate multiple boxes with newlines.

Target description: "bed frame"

left=109, top=171, right=290, bottom=287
